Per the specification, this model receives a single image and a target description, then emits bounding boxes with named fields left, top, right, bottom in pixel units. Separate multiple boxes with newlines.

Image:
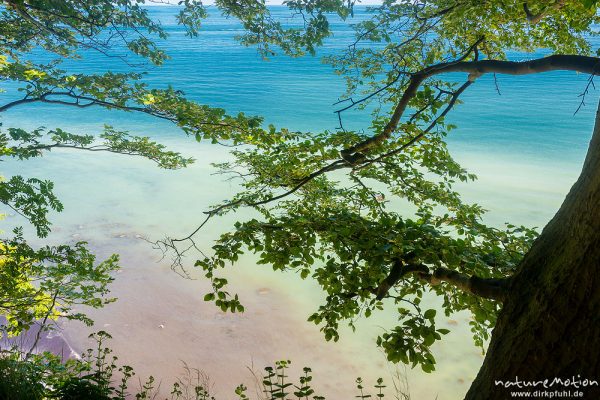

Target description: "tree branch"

left=0, top=97, right=40, bottom=112
left=341, top=53, right=600, bottom=160
left=0, top=91, right=258, bottom=136
left=375, top=259, right=509, bottom=302
left=375, top=258, right=428, bottom=300
left=0, top=91, right=165, bottom=117
left=360, top=78, right=473, bottom=169
left=523, top=1, right=566, bottom=25
left=417, top=267, right=509, bottom=301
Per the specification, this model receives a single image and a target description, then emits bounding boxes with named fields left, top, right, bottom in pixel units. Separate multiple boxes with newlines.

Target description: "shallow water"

left=0, top=5, right=596, bottom=399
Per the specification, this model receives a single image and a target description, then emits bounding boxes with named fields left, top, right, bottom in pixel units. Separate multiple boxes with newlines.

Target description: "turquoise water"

left=4, top=6, right=596, bottom=161
left=1, top=6, right=597, bottom=399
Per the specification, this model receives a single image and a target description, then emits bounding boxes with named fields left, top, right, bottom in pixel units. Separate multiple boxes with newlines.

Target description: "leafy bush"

left=0, top=350, right=46, bottom=400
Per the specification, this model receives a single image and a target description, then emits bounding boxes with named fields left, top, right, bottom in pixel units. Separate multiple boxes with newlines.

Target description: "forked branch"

left=523, top=1, right=566, bottom=25
left=341, top=54, right=600, bottom=159
left=375, top=260, right=509, bottom=302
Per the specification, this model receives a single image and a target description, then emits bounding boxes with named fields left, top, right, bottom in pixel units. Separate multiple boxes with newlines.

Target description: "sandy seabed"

left=54, top=231, right=484, bottom=400
left=1, top=138, right=580, bottom=399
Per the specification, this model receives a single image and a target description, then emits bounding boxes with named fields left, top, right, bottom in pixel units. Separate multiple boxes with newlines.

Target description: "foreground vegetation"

left=0, top=331, right=399, bottom=400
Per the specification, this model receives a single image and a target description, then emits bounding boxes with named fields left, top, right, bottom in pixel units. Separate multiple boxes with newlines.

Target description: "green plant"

left=0, top=334, right=399, bottom=400
left=168, top=362, right=214, bottom=400
left=0, top=349, right=46, bottom=400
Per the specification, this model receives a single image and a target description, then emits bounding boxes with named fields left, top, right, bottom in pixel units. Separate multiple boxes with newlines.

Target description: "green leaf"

left=423, top=309, right=436, bottom=321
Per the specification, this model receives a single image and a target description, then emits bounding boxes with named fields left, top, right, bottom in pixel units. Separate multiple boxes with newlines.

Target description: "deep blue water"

left=2, top=6, right=597, bottom=166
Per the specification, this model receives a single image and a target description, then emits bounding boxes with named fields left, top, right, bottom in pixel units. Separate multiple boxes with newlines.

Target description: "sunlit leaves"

left=1, top=58, right=288, bottom=149
left=0, top=231, right=119, bottom=337
left=1, top=125, right=193, bottom=169
left=100, top=126, right=194, bottom=169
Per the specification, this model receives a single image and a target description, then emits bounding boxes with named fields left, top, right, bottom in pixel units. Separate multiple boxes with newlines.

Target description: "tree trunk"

left=465, top=102, right=600, bottom=399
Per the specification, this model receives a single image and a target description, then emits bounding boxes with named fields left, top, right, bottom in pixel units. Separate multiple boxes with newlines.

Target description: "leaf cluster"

left=0, top=230, right=118, bottom=338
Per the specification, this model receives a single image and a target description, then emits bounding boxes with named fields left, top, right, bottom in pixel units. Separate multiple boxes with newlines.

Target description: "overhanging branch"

left=341, top=54, right=600, bottom=159
left=0, top=91, right=164, bottom=117
left=375, top=259, right=509, bottom=302
left=416, top=267, right=509, bottom=302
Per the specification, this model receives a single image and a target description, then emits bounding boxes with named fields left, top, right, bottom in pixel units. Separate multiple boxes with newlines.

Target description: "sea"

left=0, top=6, right=596, bottom=399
